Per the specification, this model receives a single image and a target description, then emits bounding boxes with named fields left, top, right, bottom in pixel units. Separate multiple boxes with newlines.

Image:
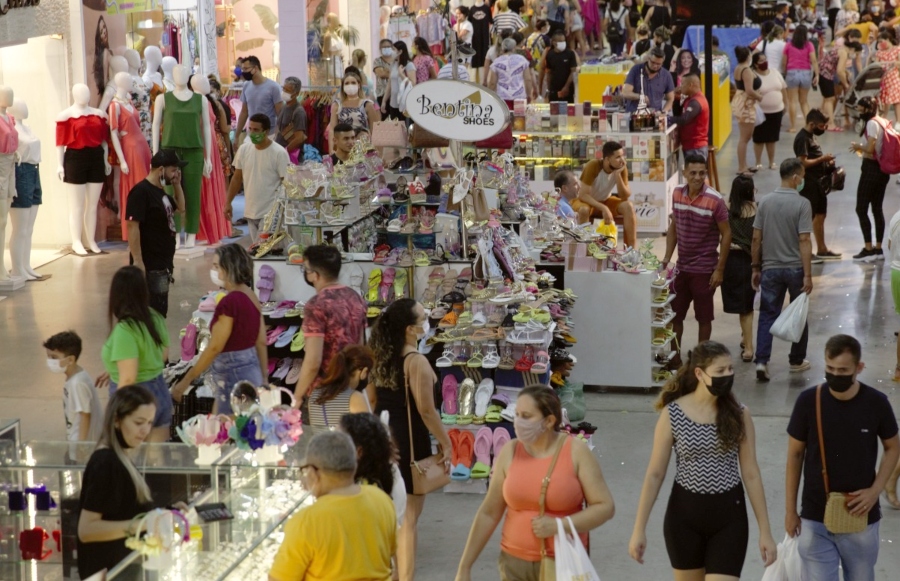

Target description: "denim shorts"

left=785, top=69, right=813, bottom=89
left=210, top=347, right=264, bottom=415
left=109, top=374, right=174, bottom=428
left=10, top=163, right=41, bottom=208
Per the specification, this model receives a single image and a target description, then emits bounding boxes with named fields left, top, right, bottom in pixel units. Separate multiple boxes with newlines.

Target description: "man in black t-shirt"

left=786, top=334, right=900, bottom=580
left=125, top=149, right=187, bottom=317
left=539, top=30, right=577, bottom=103
left=793, top=109, right=840, bottom=262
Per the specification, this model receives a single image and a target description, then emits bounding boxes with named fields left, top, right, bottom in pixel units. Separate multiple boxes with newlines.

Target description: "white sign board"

left=404, top=80, right=510, bottom=142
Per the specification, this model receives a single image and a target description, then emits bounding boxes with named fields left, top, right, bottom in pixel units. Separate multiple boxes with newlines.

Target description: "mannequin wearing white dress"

left=0, top=86, right=18, bottom=281
left=8, top=100, right=44, bottom=281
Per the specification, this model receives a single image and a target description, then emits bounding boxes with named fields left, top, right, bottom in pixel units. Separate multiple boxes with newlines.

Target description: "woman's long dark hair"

left=393, top=41, right=412, bottom=67
left=413, top=36, right=434, bottom=58
left=678, top=50, right=700, bottom=76
left=791, top=24, right=809, bottom=49
left=315, top=345, right=375, bottom=405
left=108, top=266, right=164, bottom=348
left=93, top=16, right=110, bottom=102
left=370, top=298, right=419, bottom=390
left=655, top=341, right=745, bottom=451
left=728, top=175, right=756, bottom=219
left=340, top=413, right=396, bottom=494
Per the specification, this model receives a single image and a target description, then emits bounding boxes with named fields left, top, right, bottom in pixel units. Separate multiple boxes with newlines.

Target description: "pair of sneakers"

left=756, top=359, right=811, bottom=381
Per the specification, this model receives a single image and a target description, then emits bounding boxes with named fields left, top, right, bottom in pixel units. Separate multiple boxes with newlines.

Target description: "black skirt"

left=721, top=250, right=755, bottom=314
left=752, top=110, right=784, bottom=144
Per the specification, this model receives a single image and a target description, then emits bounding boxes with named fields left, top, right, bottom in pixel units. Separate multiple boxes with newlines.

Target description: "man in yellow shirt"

left=269, top=432, right=397, bottom=581
left=575, top=141, right=638, bottom=249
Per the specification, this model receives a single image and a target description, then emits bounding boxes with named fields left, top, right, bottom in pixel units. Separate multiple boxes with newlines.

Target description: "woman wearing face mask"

left=733, top=45, right=765, bottom=175
left=371, top=298, right=451, bottom=581
left=307, top=345, right=375, bottom=429
left=751, top=52, right=787, bottom=170
left=629, top=341, right=777, bottom=579
left=849, top=97, right=891, bottom=262
left=381, top=41, right=417, bottom=121
left=171, top=244, right=267, bottom=415
left=874, top=31, right=900, bottom=120
left=455, top=385, right=614, bottom=581
left=328, top=70, right=379, bottom=150
left=77, top=385, right=161, bottom=579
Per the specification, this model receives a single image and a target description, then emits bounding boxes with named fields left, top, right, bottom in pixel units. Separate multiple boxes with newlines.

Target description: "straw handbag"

left=816, top=386, right=868, bottom=534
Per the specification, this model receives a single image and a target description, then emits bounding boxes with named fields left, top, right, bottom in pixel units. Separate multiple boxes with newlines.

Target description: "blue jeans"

left=798, top=519, right=880, bottom=581
left=109, top=374, right=174, bottom=428
left=755, top=267, right=809, bottom=365
left=211, top=347, right=264, bottom=415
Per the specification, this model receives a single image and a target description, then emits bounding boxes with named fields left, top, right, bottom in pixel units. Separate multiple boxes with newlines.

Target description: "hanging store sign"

left=405, top=80, right=510, bottom=142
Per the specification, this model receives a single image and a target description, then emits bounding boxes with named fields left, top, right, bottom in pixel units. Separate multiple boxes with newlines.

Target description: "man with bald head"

left=674, top=74, right=710, bottom=162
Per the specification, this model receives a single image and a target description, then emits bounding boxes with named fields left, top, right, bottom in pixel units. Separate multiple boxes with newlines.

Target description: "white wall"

left=278, top=0, right=308, bottom=85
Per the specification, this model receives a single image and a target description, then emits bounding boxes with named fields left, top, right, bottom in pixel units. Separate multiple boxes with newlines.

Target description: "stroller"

left=839, top=61, right=890, bottom=126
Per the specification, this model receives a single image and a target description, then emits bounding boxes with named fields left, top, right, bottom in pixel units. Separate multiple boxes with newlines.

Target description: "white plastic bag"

left=760, top=533, right=802, bottom=581
left=770, top=293, right=809, bottom=343
left=555, top=516, right=600, bottom=581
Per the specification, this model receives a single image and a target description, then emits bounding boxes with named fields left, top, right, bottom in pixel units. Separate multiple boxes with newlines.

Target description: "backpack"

left=526, top=33, right=544, bottom=63
left=607, top=10, right=625, bottom=44
left=871, top=116, right=900, bottom=174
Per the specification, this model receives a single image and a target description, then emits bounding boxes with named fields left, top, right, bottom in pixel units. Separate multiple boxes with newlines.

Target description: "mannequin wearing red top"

left=190, top=75, right=229, bottom=245
left=0, top=85, right=18, bottom=282
left=56, top=83, right=111, bottom=256
left=109, top=72, right=152, bottom=242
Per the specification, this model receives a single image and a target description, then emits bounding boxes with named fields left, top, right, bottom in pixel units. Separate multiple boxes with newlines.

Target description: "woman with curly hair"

left=340, top=412, right=407, bottom=522
left=629, top=341, right=777, bottom=579
left=370, top=298, right=451, bottom=581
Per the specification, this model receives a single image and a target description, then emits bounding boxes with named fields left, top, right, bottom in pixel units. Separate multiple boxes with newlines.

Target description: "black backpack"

left=607, top=11, right=625, bottom=44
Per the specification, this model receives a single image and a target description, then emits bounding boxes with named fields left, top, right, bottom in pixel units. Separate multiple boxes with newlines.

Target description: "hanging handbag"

left=409, top=124, right=450, bottom=148
left=475, top=124, right=514, bottom=149
left=405, top=358, right=450, bottom=495
left=816, top=385, right=868, bottom=534
left=371, top=119, right=409, bottom=148
left=538, top=436, right=566, bottom=581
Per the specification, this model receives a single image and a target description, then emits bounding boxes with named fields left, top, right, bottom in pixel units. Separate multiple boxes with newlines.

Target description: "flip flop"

left=367, top=269, right=382, bottom=303
left=274, top=325, right=300, bottom=348
left=286, top=358, right=304, bottom=384
left=257, top=264, right=276, bottom=302
left=493, top=427, right=511, bottom=457
left=266, top=325, right=287, bottom=345
left=448, top=428, right=462, bottom=467
left=290, top=329, right=306, bottom=352
left=470, top=427, right=493, bottom=479
left=451, top=430, right=475, bottom=480
left=531, top=350, right=550, bottom=374
left=883, top=488, right=900, bottom=510
left=181, top=323, right=198, bottom=360
left=473, top=378, right=495, bottom=421
left=394, top=267, right=409, bottom=299
left=267, top=358, right=279, bottom=378
left=272, top=357, right=293, bottom=380
left=380, top=268, right=396, bottom=304
left=457, top=378, right=476, bottom=424
left=441, top=375, right=459, bottom=424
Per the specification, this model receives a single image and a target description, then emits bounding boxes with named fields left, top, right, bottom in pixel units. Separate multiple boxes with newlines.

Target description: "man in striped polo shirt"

left=662, top=154, right=732, bottom=362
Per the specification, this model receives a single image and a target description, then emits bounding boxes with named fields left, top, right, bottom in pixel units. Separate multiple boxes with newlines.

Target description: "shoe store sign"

left=406, top=80, right=510, bottom=142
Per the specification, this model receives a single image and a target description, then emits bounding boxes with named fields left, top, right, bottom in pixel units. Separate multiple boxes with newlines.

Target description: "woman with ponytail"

left=850, top=96, right=891, bottom=262
left=307, top=344, right=375, bottom=428
left=629, top=341, right=777, bottom=579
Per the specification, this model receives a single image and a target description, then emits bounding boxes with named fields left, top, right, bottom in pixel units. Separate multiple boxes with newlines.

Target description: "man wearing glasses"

left=662, top=154, right=732, bottom=365
left=622, top=47, right=675, bottom=113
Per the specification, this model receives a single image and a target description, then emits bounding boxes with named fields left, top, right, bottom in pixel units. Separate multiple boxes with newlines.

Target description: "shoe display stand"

left=511, top=117, right=680, bottom=235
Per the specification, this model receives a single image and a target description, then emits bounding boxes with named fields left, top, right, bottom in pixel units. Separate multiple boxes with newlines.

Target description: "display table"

left=682, top=25, right=761, bottom=77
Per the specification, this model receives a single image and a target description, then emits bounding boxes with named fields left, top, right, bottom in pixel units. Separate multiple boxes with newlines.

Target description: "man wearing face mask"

left=274, top=76, right=307, bottom=158
left=293, top=245, right=368, bottom=411
left=751, top=157, right=814, bottom=381
left=793, top=108, right=840, bottom=261
left=225, top=114, right=289, bottom=242
left=125, top=149, right=186, bottom=317
left=785, top=334, right=900, bottom=580
left=622, top=46, right=675, bottom=113
left=234, top=55, right=283, bottom=147
left=538, top=30, right=578, bottom=103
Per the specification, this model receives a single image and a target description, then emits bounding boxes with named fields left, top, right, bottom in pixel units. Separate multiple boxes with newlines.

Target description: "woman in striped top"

left=492, top=0, right=527, bottom=35
left=307, top=344, right=374, bottom=428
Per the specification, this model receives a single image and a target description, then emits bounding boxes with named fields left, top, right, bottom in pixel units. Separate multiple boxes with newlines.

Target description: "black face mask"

left=115, top=428, right=132, bottom=449
left=812, top=127, right=826, bottom=136
left=241, top=71, right=254, bottom=81
left=825, top=372, right=855, bottom=393
left=303, top=272, right=314, bottom=288
left=706, top=373, right=735, bottom=397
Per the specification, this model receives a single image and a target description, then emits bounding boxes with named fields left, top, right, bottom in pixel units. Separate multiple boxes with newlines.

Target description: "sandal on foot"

left=883, top=488, right=900, bottom=510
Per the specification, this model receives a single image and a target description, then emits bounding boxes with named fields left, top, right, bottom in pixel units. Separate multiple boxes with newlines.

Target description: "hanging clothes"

left=469, top=3, right=492, bottom=68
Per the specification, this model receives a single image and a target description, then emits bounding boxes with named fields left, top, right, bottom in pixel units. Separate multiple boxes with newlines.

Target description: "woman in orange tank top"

left=455, top=385, right=615, bottom=581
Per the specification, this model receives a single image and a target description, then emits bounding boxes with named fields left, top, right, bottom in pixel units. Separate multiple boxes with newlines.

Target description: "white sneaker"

left=756, top=363, right=770, bottom=382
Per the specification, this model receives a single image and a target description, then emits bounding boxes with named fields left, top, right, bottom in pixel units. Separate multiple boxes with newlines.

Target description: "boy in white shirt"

left=43, top=331, right=103, bottom=442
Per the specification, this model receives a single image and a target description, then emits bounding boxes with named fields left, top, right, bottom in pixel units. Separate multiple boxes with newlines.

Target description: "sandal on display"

left=285, top=359, right=304, bottom=384
left=436, top=347, right=455, bottom=368
left=439, top=311, right=458, bottom=328
left=498, top=344, right=516, bottom=370
left=492, top=427, right=511, bottom=458
left=393, top=268, right=409, bottom=299
left=531, top=350, right=550, bottom=374
left=514, top=346, right=536, bottom=372
left=457, top=311, right=474, bottom=327
left=470, top=427, right=494, bottom=478
left=451, top=430, right=475, bottom=480
left=473, top=378, right=495, bottom=422
left=482, top=344, right=500, bottom=368
left=467, top=345, right=484, bottom=368
left=257, top=265, right=276, bottom=302
left=457, top=379, right=476, bottom=424
left=272, top=358, right=293, bottom=380
left=290, top=329, right=306, bottom=352
left=380, top=268, right=396, bottom=304
left=266, top=325, right=288, bottom=345
left=441, top=375, right=459, bottom=424
left=485, top=404, right=504, bottom=422
left=181, top=323, right=198, bottom=361
left=500, top=402, right=517, bottom=422
left=274, top=325, right=300, bottom=348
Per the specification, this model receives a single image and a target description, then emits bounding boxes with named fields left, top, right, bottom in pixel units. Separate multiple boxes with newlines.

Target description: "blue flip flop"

left=274, top=325, right=299, bottom=348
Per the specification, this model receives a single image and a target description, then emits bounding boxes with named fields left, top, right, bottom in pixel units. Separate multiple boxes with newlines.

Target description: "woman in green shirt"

left=97, top=266, right=171, bottom=442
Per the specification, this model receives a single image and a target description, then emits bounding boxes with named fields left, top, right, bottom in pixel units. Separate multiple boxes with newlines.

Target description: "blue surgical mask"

left=796, top=178, right=805, bottom=191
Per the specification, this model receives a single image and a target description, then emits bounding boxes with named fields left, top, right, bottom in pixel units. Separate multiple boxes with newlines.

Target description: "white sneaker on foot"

left=756, top=363, right=770, bottom=382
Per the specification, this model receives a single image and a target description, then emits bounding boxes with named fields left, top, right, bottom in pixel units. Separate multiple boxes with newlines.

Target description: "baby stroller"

left=840, top=61, right=890, bottom=126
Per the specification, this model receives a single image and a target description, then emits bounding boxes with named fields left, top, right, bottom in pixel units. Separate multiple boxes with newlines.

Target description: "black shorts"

left=63, top=146, right=106, bottom=185
left=800, top=176, right=828, bottom=215
left=664, top=482, right=748, bottom=576
left=819, top=76, right=836, bottom=99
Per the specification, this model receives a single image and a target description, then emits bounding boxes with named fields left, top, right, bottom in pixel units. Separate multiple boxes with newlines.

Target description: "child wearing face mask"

left=44, top=330, right=103, bottom=443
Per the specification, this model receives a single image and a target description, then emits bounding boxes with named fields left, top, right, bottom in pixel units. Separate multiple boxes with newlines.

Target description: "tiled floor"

left=3, top=102, right=900, bottom=579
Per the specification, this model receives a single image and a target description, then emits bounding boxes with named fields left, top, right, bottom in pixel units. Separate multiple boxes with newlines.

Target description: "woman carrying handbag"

left=455, top=386, right=615, bottom=581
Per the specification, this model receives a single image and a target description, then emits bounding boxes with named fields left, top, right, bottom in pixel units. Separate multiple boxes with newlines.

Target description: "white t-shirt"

left=764, top=39, right=787, bottom=75
left=64, top=370, right=103, bottom=442
left=865, top=118, right=886, bottom=157
left=233, top=141, right=289, bottom=219
left=758, top=70, right=787, bottom=113
left=889, top=209, right=900, bottom=269
left=456, top=21, right=474, bottom=43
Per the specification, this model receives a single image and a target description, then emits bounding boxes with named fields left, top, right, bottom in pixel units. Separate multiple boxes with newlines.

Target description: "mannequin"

left=142, top=46, right=166, bottom=125
left=56, top=83, right=111, bottom=256
left=124, top=48, right=152, bottom=146
left=161, top=56, right=178, bottom=92
left=469, top=0, right=492, bottom=82
left=0, top=87, right=18, bottom=281
left=109, top=72, right=152, bottom=241
left=323, top=14, right=345, bottom=82
left=273, top=23, right=280, bottom=73
left=99, top=55, right=129, bottom=113
left=8, top=100, right=44, bottom=281
left=191, top=75, right=230, bottom=245
left=152, top=65, right=212, bottom=249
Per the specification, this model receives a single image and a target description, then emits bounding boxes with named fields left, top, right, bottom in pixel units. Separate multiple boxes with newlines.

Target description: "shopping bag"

left=769, top=292, right=809, bottom=343
left=782, top=533, right=802, bottom=581
left=555, top=517, right=600, bottom=581
left=754, top=104, right=765, bottom=127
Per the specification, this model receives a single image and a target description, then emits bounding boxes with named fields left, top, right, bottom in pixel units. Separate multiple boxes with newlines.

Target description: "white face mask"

left=343, top=83, right=359, bottom=96
left=210, top=268, right=225, bottom=288
left=46, top=358, right=67, bottom=374
left=381, top=47, right=394, bottom=57
left=414, top=319, right=430, bottom=340
left=555, top=42, right=567, bottom=51
left=281, top=91, right=293, bottom=102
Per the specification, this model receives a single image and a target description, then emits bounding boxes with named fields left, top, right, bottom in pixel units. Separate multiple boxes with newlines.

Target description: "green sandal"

left=485, top=404, right=503, bottom=423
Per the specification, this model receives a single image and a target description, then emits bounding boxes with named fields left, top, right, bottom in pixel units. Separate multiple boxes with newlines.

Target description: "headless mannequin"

left=8, top=100, right=43, bottom=280
left=152, top=65, right=212, bottom=249
left=56, top=84, right=111, bottom=256
left=110, top=72, right=152, bottom=240
left=161, top=57, right=178, bottom=92
left=99, top=55, right=129, bottom=113
left=124, top=48, right=152, bottom=146
left=142, top=46, right=164, bottom=91
left=0, top=87, right=18, bottom=281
